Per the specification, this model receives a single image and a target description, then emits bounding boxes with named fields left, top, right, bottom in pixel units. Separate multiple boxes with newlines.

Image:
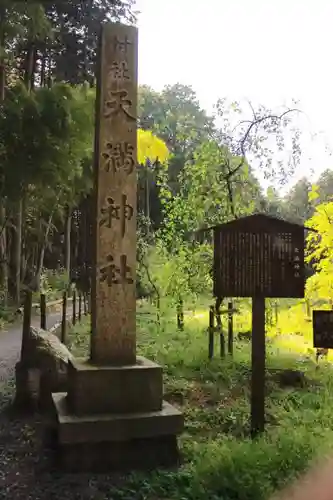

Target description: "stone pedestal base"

left=58, top=436, right=180, bottom=473
left=51, top=392, right=183, bottom=472
left=14, top=361, right=40, bottom=411
left=67, top=356, right=163, bottom=414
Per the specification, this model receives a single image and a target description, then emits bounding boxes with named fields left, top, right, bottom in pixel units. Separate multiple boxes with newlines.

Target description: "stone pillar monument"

left=51, top=22, right=183, bottom=472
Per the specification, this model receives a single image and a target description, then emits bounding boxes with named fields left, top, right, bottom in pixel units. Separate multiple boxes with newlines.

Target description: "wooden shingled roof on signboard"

left=198, top=213, right=308, bottom=233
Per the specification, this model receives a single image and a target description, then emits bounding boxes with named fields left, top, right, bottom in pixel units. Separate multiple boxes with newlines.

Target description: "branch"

left=225, top=108, right=301, bottom=182
left=246, top=99, right=257, bottom=121
left=140, top=257, right=160, bottom=304
left=0, top=214, right=9, bottom=238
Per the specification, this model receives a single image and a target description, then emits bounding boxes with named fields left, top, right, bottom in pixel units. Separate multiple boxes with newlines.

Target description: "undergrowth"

left=67, top=298, right=333, bottom=500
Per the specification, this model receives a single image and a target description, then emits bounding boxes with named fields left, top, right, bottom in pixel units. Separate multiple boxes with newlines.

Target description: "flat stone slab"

left=56, top=435, right=181, bottom=473
left=67, top=355, right=163, bottom=415
left=52, top=392, right=184, bottom=445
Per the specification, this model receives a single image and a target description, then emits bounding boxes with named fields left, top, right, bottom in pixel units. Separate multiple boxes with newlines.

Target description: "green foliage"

left=0, top=82, right=95, bottom=200
left=148, top=243, right=213, bottom=304
left=39, top=268, right=68, bottom=298
left=1, top=0, right=135, bottom=86
left=283, top=177, right=314, bottom=224
left=176, top=139, right=261, bottom=231
left=316, top=169, right=333, bottom=203
left=306, top=200, right=333, bottom=302
left=67, top=298, right=333, bottom=500
left=308, top=183, right=320, bottom=204
left=137, top=84, right=215, bottom=229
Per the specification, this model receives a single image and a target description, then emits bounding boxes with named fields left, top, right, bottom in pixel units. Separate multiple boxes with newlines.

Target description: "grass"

left=66, top=298, right=333, bottom=500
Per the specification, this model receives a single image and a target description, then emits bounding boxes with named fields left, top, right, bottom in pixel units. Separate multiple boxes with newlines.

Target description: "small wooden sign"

left=212, top=214, right=305, bottom=299
left=313, top=310, right=333, bottom=348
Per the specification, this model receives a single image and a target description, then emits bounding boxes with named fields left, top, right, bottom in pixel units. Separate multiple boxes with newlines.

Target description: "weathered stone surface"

left=57, top=436, right=180, bottom=473
left=28, top=326, right=73, bottom=389
left=51, top=392, right=183, bottom=471
left=14, top=361, right=40, bottom=411
left=16, top=327, right=73, bottom=410
left=49, top=320, right=71, bottom=340
left=90, top=23, right=138, bottom=366
left=53, top=393, right=183, bottom=445
left=67, top=356, right=163, bottom=415
left=44, top=23, right=184, bottom=473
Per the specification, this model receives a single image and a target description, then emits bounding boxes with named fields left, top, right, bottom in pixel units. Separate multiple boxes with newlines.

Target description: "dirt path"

left=0, top=308, right=129, bottom=500
left=0, top=310, right=106, bottom=500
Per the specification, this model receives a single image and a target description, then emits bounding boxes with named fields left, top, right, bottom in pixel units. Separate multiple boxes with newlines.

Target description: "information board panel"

left=213, top=214, right=305, bottom=298
left=313, top=310, right=333, bottom=349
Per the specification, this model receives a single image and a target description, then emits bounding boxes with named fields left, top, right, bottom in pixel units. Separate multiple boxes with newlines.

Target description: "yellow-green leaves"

left=308, top=183, right=320, bottom=204
left=306, top=201, right=333, bottom=301
left=137, top=129, right=169, bottom=165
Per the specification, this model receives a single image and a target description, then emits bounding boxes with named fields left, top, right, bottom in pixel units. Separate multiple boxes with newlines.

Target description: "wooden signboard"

left=313, top=310, right=333, bottom=349
left=205, top=214, right=306, bottom=437
left=90, top=23, right=138, bottom=366
left=213, top=214, right=305, bottom=299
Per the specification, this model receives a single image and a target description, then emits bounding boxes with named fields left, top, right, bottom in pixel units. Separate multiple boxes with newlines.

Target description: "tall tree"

left=42, top=0, right=136, bottom=85
left=306, top=200, right=333, bottom=303
left=0, top=82, right=95, bottom=300
left=316, top=169, right=333, bottom=203
left=2, top=0, right=136, bottom=88
left=260, top=186, right=286, bottom=218
left=139, top=83, right=215, bottom=188
left=138, top=84, right=215, bottom=229
left=283, top=177, right=313, bottom=224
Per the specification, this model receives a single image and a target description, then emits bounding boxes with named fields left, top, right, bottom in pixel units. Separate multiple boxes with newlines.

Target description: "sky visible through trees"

left=136, top=0, right=332, bottom=191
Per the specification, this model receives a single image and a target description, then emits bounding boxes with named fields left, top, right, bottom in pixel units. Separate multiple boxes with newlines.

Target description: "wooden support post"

left=61, top=291, right=67, bottom=345
left=20, top=291, right=33, bottom=362
left=228, top=300, right=233, bottom=356
left=219, top=330, right=225, bottom=358
left=215, top=300, right=225, bottom=358
left=87, top=292, right=91, bottom=315
left=177, top=297, right=184, bottom=331
left=83, top=292, right=88, bottom=315
left=306, top=299, right=311, bottom=318
left=274, top=301, right=278, bottom=325
left=251, top=296, right=266, bottom=438
left=40, top=293, right=46, bottom=330
left=78, top=292, right=82, bottom=322
left=72, top=289, right=76, bottom=326
left=208, top=306, right=214, bottom=359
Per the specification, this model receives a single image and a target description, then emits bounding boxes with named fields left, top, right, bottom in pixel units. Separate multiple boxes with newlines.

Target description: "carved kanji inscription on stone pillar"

left=90, top=23, right=138, bottom=365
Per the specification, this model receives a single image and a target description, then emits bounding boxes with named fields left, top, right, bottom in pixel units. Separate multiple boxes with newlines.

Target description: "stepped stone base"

left=14, top=361, right=40, bottom=411
left=51, top=392, right=183, bottom=472
left=67, top=356, right=163, bottom=415
left=57, top=435, right=180, bottom=473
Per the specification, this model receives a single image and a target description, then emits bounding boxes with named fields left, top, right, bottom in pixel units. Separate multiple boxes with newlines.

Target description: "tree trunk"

left=9, top=199, right=23, bottom=305
left=0, top=4, right=5, bottom=102
left=0, top=202, right=8, bottom=305
left=0, top=6, right=8, bottom=305
left=20, top=192, right=27, bottom=284
left=177, top=296, right=184, bottom=331
left=31, top=47, right=37, bottom=91
left=33, top=212, right=54, bottom=291
left=40, top=50, right=46, bottom=87
left=64, top=205, right=71, bottom=283
left=24, top=43, right=35, bottom=92
left=47, top=51, right=52, bottom=88
left=146, top=168, right=150, bottom=235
